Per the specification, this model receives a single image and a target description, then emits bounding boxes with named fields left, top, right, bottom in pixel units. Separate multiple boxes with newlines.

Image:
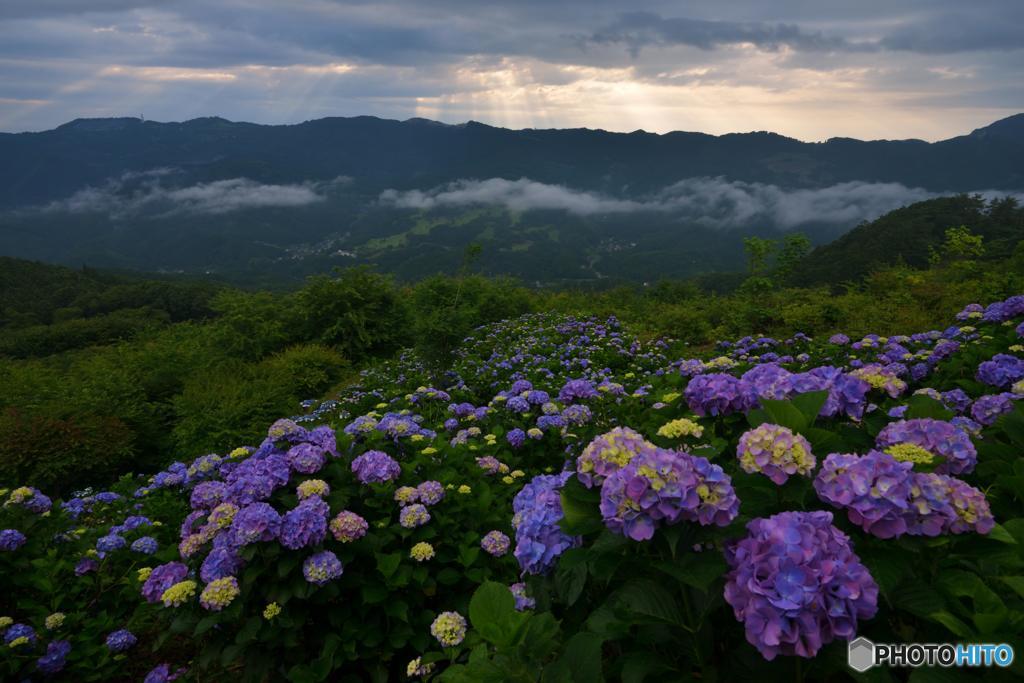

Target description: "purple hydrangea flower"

left=200, top=547, right=243, bottom=583
left=399, top=504, right=430, bottom=529
left=970, top=393, right=1016, bottom=425
left=303, top=550, right=343, bottom=585
left=526, top=390, right=550, bottom=405
left=950, top=416, right=982, bottom=436
left=106, top=629, right=137, bottom=652
left=180, top=510, right=205, bottom=539
left=814, top=451, right=912, bottom=538
left=96, top=534, right=127, bottom=553
left=829, top=333, right=850, bottom=345
left=481, top=530, right=511, bottom=556
left=562, top=404, right=593, bottom=426
left=351, top=451, right=401, bottom=484
left=37, top=640, right=71, bottom=675
left=475, top=456, right=503, bottom=475
left=512, top=472, right=580, bottom=575
left=506, top=396, right=531, bottom=412
left=737, top=424, right=816, bottom=485
left=286, top=443, right=326, bottom=474
left=0, top=529, right=26, bottom=551
left=74, top=558, right=99, bottom=576
left=279, top=497, right=329, bottom=550
left=142, top=562, right=189, bottom=604
left=942, top=475, right=996, bottom=534
left=685, top=373, right=758, bottom=417
left=307, top=425, right=338, bottom=457
left=723, top=510, right=878, bottom=660
left=957, top=303, right=983, bottom=320
left=875, top=418, right=977, bottom=475
left=600, top=448, right=739, bottom=541
left=510, top=583, right=535, bottom=611
left=144, top=663, right=188, bottom=683
left=15, top=489, right=53, bottom=514
left=742, top=364, right=794, bottom=401
left=536, top=414, right=565, bottom=431
left=576, top=427, right=654, bottom=489
left=3, top=623, right=36, bottom=646
left=268, top=418, right=306, bottom=441
left=230, top=502, right=281, bottom=545
left=329, top=510, right=368, bottom=542
left=131, top=536, right=159, bottom=555
left=507, top=428, right=526, bottom=449
left=977, top=353, right=1024, bottom=388
left=790, top=367, right=870, bottom=419
left=416, top=480, right=445, bottom=506
left=190, top=482, right=227, bottom=510
left=225, top=454, right=290, bottom=506
left=941, top=389, right=972, bottom=414
left=910, top=363, right=930, bottom=382
left=887, top=405, right=908, bottom=418
left=558, top=379, right=599, bottom=403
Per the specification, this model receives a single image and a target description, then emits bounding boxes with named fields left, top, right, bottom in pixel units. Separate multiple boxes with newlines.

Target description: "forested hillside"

left=2, top=197, right=1023, bottom=497
left=795, top=194, right=1024, bottom=285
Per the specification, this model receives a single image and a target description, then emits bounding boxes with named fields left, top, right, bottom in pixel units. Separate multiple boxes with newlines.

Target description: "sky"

left=1, top=1, right=1023, bottom=140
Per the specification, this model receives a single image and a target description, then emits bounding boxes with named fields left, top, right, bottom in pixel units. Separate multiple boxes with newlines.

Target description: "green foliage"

left=410, top=275, right=534, bottom=369
left=742, top=236, right=775, bottom=277
left=172, top=344, right=346, bottom=455
left=294, top=268, right=411, bottom=362
left=0, top=481, right=189, bottom=680
left=0, top=409, right=135, bottom=495
left=796, top=194, right=1024, bottom=286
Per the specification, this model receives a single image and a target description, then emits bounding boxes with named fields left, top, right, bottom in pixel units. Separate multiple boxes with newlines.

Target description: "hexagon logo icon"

left=848, top=637, right=875, bottom=673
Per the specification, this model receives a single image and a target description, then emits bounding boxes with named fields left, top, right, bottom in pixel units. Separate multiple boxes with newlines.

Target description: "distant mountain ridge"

left=0, top=113, right=1021, bottom=285
left=1, top=113, right=1023, bottom=209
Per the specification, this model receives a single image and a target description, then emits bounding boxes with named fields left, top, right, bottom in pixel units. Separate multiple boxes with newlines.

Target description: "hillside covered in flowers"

left=2, top=289, right=1024, bottom=681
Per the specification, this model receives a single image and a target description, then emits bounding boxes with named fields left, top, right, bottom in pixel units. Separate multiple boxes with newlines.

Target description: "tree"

left=775, top=233, right=812, bottom=281
left=294, top=267, right=411, bottom=362
left=941, top=225, right=985, bottom=260
left=743, top=237, right=776, bottom=277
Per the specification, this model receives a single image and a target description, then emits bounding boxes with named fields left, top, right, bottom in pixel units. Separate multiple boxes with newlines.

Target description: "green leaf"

left=559, top=490, right=604, bottom=536
left=194, top=615, right=219, bottom=636
left=235, top=616, right=262, bottom=645
left=614, top=579, right=686, bottom=628
left=376, top=552, right=402, bottom=578
left=437, top=568, right=461, bottom=585
left=928, top=611, right=974, bottom=639
left=997, top=576, right=1024, bottom=599
left=657, top=552, right=726, bottom=592
left=555, top=549, right=588, bottom=606
left=469, top=581, right=517, bottom=645
left=758, top=398, right=808, bottom=432
left=790, top=390, right=828, bottom=424
left=620, top=653, right=668, bottom=683
left=557, top=632, right=603, bottom=683
left=892, top=582, right=947, bottom=617
left=904, top=395, right=954, bottom=421
left=859, top=549, right=910, bottom=596
left=518, top=613, right=561, bottom=662
left=995, top=404, right=1024, bottom=447
left=986, top=523, right=1018, bottom=544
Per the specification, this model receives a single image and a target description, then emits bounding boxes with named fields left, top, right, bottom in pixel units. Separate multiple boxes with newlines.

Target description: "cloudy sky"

left=1, top=0, right=1022, bottom=140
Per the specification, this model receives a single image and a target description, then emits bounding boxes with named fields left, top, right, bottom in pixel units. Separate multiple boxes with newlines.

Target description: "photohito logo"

left=848, top=637, right=1015, bottom=672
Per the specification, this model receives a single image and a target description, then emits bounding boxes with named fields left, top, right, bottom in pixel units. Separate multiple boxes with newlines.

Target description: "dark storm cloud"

left=0, top=0, right=1021, bottom=135
left=586, top=12, right=874, bottom=55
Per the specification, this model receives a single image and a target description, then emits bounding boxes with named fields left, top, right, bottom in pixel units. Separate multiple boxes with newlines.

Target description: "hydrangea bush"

left=2, top=300, right=1024, bottom=681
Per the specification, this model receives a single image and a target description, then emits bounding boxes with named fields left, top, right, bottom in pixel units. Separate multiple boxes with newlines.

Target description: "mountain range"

left=1, top=114, right=1022, bottom=285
